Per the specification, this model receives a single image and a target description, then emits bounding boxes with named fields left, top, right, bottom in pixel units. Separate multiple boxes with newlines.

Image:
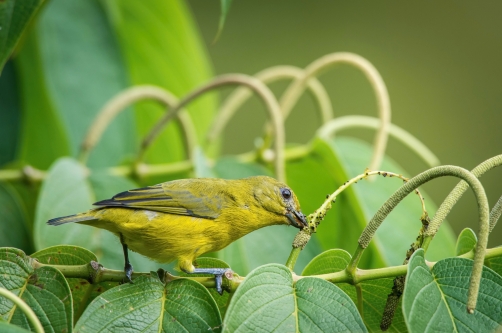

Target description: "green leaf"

left=333, top=137, right=456, bottom=264
left=486, top=256, right=502, bottom=277
left=403, top=248, right=502, bottom=332
left=0, top=322, right=32, bottom=333
left=34, top=158, right=96, bottom=252
left=75, top=275, right=222, bottom=332
left=179, top=257, right=231, bottom=317
left=223, top=263, right=367, bottom=333
left=15, top=28, right=71, bottom=169
left=0, top=247, right=73, bottom=333
left=214, top=157, right=273, bottom=179
left=214, top=0, right=233, bottom=42
left=31, top=244, right=97, bottom=265
left=103, top=0, right=217, bottom=165
left=193, top=147, right=216, bottom=178
left=0, top=182, right=31, bottom=252
left=33, top=158, right=125, bottom=270
left=0, top=0, right=44, bottom=71
left=34, top=0, right=136, bottom=167
left=302, top=249, right=351, bottom=276
left=302, top=249, right=407, bottom=332
left=31, top=245, right=119, bottom=323
left=455, top=228, right=477, bottom=256
left=286, top=138, right=385, bottom=269
left=0, top=61, right=21, bottom=166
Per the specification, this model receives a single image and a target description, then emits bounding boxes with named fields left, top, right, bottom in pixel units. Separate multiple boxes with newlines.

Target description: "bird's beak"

left=286, top=209, right=308, bottom=229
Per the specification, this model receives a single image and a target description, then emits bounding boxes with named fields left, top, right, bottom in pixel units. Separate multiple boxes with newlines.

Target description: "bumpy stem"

left=287, top=169, right=427, bottom=271
left=423, top=155, right=502, bottom=241
left=354, top=165, right=489, bottom=313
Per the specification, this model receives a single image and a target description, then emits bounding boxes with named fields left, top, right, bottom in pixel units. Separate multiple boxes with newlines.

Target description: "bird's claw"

left=192, top=268, right=231, bottom=295
left=124, top=263, right=134, bottom=283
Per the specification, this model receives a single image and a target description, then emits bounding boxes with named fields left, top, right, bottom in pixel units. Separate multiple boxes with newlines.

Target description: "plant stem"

left=207, top=65, right=333, bottom=144
left=27, top=246, right=502, bottom=293
left=357, top=165, right=489, bottom=313
left=424, top=155, right=502, bottom=241
left=78, top=85, right=198, bottom=165
left=285, top=248, right=302, bottom=271
left=280, top=52, right=391, bottom=171
left=317, top=115, right=440, bottom=168
left=139, top=74, right=286, bottom=181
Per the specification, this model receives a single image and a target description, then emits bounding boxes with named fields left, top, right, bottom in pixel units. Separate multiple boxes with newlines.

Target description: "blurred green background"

left=187, top=0, right=502, bottom=246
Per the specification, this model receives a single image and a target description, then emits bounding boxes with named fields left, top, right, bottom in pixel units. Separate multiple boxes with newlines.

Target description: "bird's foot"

left=192, top=268, right=231, bottom=295
left=124, top=262, right=134, bottom=283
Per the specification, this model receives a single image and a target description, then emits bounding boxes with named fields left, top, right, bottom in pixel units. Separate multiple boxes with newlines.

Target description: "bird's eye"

left=281, top=188, right=292, bottom=200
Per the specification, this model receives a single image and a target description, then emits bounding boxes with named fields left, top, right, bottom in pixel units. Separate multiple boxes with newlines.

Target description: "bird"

left=47, top=176, right=308, bottom=294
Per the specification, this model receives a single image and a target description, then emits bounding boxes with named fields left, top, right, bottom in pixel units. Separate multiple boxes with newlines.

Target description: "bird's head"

left=247, top=176, right=308, bottom=229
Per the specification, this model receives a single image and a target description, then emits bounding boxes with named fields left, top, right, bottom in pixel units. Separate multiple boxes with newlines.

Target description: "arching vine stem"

left=350, top=165, right=489, bottom=313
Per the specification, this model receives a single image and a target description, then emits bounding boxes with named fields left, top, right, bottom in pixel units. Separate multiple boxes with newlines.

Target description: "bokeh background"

left=187, top=0, right=502, bottom=246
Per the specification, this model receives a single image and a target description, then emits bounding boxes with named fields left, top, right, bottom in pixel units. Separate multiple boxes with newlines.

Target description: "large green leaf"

left=0, top=247, right=73, bottom=333
left=15, top=29, right=70, bottom=169
left=333, top=137, right=456, bottom=264
left=34, top=0, right=136, bottom=168
left=0, top=182, right=31, bottom=252
left=31, top=245, right=118, bottom=323
left=403, top=249, right=502, bottom=332
left=286, top=138, right=385, bottom=269
left=34, top=158, right=174, bottom=273
left=103, top=0, right=217, bottom=164
left=0, top=61, right=20, bottom=166
left=223, top=263, right=367, bottom=333
left=302, top=249, right=407, bottom=333
left=75, top=274, right=222, bottom=332
left=0, top=0, right=44, bottom=71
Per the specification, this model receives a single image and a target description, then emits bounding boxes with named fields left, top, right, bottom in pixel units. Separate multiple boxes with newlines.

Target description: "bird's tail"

left=47, top=213, right=97, bottom=226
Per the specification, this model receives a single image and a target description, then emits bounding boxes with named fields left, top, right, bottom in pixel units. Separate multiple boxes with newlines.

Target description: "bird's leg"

left=120, top=234, right=133, bottom=283
left=190, top=268, right=230, bottom=295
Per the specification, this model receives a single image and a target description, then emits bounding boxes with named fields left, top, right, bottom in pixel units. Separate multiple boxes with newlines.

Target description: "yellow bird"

left=47, top=176, right=307, bottom=293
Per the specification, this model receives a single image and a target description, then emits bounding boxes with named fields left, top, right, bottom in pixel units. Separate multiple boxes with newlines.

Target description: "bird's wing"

left=93, top=183, right=223, bottom=219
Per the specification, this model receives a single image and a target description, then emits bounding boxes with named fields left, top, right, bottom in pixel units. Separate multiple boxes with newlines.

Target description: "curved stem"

left=280, top=52, right=391, bottom=171
left=207, top=65, right=333, bottom=144
left=355, top=165, right=489, bottom=313
left=311, top=169, right=427, bottom=233
left=424, top=155, right=502, bottom=239
left=79, top=85, right=198, bottom=165
left=0, top=287, right=44, bottom=333
left=318, top=115, right=440, bottom=168
left=140, top=74, right=286, bottom=181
